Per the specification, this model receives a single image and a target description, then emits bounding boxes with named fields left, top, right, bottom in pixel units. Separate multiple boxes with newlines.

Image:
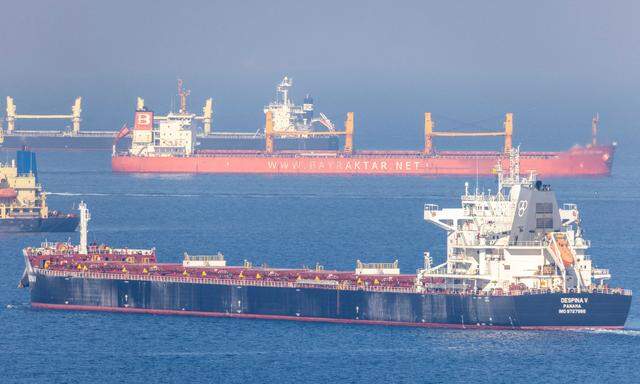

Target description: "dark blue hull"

left=28, top=273, right=631, bottom=329
left=1, top=217, right=79, bottom=232
left=2, top=135, right=120, bottom=151
left=2, top=135, right=339, bottom=151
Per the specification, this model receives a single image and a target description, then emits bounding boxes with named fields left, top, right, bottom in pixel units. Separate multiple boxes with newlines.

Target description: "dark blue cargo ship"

left=1, top=134, right=339, bottom=152
left=1, top=216, right=79, bottom=232
left=23, top=269, right=631, bottom=330
left=20, top=154, right=633, bottom=330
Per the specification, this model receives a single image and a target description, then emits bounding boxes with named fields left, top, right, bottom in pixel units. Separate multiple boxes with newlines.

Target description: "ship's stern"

left=513, top=292, right=631, bottom=330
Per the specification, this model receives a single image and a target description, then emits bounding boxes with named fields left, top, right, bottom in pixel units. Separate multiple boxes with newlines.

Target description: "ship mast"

left=592, top=113, right=599, bottom=147
left=278, top=77, right=292, bottom=106
left=78, top=201, right=91, bottom=255
left=497, top=146, right=521, bottom=195
left=177, top=79, right=191, bottom=114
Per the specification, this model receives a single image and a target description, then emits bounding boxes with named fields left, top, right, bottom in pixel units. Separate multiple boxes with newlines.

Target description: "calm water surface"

left=0, top=146, right=639, bottom=383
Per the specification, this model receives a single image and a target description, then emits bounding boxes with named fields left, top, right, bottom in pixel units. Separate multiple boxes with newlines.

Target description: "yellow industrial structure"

left=423, top=112, right=514, bottom=154
left=5, top=96, right=82, bottom=134
left=264, top=111, right=354, bottom=154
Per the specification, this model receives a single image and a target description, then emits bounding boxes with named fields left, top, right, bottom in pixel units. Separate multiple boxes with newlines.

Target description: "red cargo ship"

left=112, top=109, right=615, bottom=177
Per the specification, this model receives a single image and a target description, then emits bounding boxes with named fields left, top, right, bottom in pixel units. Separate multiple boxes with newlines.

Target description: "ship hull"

left=1, top=135, right=339, bottom=152
left=0, top=216, right=79, bottom=232
left=27, top=272, right=631, bottom=329
left=112, top=145, right=614, bottom=177
left=2, top=135, right=125, bottom=151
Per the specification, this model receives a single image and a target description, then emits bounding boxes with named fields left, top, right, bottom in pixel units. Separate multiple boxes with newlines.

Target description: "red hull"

left=112, top=145, right=614, bottom=177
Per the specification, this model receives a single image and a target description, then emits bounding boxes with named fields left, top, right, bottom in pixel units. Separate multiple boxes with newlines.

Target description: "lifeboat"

left=0, top=187, right=18, bottom=199
left=549, top=233, right=575, bottom=267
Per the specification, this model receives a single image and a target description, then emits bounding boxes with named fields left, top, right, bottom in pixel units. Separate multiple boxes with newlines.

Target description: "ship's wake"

left=48, top=191, right=448, bottom=200
left=4, top=302, right=30, bottom=311
left=48, top=192, right=200, bottom=198
left=48, top=192, right=109, bottom=196
left=572, top=328, right=640, bottom=337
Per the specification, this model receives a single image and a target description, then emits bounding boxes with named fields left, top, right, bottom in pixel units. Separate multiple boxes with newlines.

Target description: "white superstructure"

left=78, top=201, right=90, bottom=255
left=129, top=111, right=195, bottom=157
left=417, top=149, right=611, bottom=294
left=264, top=76, right=335, bottom=133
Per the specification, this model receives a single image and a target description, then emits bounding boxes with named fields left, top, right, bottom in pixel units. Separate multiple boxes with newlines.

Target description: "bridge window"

left=536, top=218, right=553, bottom=229
left=536, top=203, right=553, bottom=214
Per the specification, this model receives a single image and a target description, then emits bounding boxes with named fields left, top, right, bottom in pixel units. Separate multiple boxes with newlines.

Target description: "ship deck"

left=24, top=245, right=631, bottom=297
left=186, top=149, right=566, bottom=159
left=8, top=130, right=119, bottom=137
left=124, top=145, right=611, bottom=160
left=26, top=246, right=419, bottom=292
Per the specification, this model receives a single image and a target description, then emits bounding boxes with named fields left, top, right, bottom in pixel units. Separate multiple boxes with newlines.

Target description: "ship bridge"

left=263, top=76, right=335, bottom=133
left=418, top=149, right=611, bottom=294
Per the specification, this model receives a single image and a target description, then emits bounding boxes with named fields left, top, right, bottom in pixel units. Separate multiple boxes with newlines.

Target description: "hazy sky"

left=0, top=0, right=638, bottom=149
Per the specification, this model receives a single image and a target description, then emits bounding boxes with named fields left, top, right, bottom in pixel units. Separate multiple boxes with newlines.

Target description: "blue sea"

left=1, top=146, right=639, bottom=383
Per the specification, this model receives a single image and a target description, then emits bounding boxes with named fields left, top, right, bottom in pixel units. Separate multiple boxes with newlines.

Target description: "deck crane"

left=4, top=96, right=82, bottom=134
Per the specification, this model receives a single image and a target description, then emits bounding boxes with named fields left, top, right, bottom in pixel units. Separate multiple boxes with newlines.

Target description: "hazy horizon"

left=1, top=0, right=638, bottom=149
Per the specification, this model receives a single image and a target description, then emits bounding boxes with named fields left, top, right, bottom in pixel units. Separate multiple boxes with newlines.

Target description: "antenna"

left=592, top=113, right=599, bottom=147
left=475, top=159, right=479, bottom=196
left=509, top=146, right=520, bottom=181
left=496, top=146, right=521, bottom=193
left=496, top=160, right=504, bottom=194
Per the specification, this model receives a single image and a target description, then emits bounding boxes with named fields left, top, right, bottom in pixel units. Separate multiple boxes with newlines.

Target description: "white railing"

left=36, top=268, right=632, bottom=297
left=184, top=254, right=225, bottom=262
left=36, top=268, right=418, bottom=294
left=509, top=240, right=545, bottom=247
left=356, top=260, right=398, bottom=269
left=424, top=204, right=439, bottom=212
